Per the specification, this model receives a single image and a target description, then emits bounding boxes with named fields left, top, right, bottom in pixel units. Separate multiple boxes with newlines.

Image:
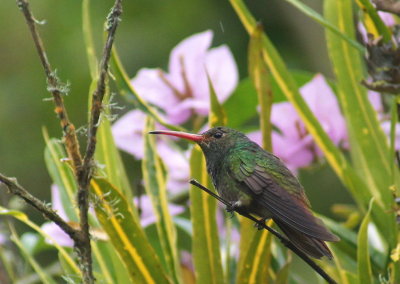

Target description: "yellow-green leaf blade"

left=237, top=220, right=273, bottom=284
left=189, top=147, right=224, bottom=284
left=357, top=199, right=374, bottom=284
left=143, top=117, right=182, bottom=283
left=43, top=132, right=79, bottom=222
left=248, top=23, right=273, bottom=151
left=91, top=178, right=171, bottom=284
left=283, top=0, right=364, bottom=51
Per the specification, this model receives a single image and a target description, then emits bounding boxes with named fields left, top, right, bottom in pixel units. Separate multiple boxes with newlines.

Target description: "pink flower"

left=131, top=30, right=238, bottom=124
left=250, top=74, right=347, bottom=172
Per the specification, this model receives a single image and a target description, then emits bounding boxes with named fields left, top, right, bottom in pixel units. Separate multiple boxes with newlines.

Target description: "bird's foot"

left=225, top=201, right=242, bottom=218
left=254, top=218, right=268, bottom=230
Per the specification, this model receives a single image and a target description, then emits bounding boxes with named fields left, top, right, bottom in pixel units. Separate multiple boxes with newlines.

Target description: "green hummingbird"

left=149, top=126, right=339, bottom=259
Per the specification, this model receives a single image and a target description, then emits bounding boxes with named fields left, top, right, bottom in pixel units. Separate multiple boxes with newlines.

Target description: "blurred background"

left=0, top=0, right=349, bottom=225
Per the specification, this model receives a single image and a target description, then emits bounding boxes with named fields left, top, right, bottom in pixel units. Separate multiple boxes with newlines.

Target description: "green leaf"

left=237, top=219, right=272, bottom=284
left=189, top=147, right=224, bottom=284
left=10, top=227, right=57, bottom=284
left=208, top=72, right=228, bottom=127
left=143, top=117, right=182, bottom=283
left=111, top=48, right=185, bottom=132
left=95, top=109, right=134, bottom=203
left=249, top=23, right=273, bottom=151
left=91, top=178, right=171, bottom=284
left=0, top=207, right=80, bottom=276
left=43, top=131, right=79, bottom=222
left=324, top=0, right=398, bottom=247
left=357, top=199, right=374, bottom=284
left=282, top=0, right=363, bottom=52
left=82, top=0, right=98, bottom=79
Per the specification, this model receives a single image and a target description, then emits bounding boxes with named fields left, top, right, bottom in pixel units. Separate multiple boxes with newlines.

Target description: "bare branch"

left=372, top=0, right=400, bottom=15
left=0, top=174, right=80, bottom=242
left=76, top=1, right=123, bottom=283
left=16, top=0, right=83, bottom=173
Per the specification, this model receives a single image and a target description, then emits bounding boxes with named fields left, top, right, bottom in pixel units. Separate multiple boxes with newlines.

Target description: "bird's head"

left=149, top=126, right=247, bottom=157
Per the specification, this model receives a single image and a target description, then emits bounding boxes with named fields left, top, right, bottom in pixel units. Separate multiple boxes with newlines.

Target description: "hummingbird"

left=149, top=126, right=339, bottom=259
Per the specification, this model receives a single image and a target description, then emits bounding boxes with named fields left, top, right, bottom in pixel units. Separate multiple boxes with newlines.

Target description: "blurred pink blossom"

left=131, top=30, right=238, bottom=124
left=249, top=74, right=347, bottom=172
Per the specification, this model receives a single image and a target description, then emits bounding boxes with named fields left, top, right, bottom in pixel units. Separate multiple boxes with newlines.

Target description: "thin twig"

left=190, top=179, right=338, bottom=284
left=76, top=1, right=123, bottom=283
left=372, top=0, right=400, bottom=15
left=16, top=0, right=82, bottom=173
left=0, top=174, right=80, bottom=242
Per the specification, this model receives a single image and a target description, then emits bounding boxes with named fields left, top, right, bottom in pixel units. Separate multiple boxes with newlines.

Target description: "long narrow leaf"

left=237, top=220, right=272, bottom=284
left=143, top=117, right=182, bottom=283
left=283, top=0, right=364, bottom=52
left=249, top=24, right=273, bottom=151
left=189, top=148, right=224, bottom=284
left=43, top=131, right=78, bottom=222
left=91, top=178, right=171, bottom=284
left=357, top=199, right=374, bottom=284
left=82, top=0, right=98, bottom=79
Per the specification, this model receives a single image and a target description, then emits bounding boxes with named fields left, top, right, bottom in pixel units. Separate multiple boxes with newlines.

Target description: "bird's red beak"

left=149, top=130, right=203, bottom=142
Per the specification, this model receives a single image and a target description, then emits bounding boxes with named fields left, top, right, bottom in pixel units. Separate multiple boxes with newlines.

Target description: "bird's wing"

left=228, top=148, right=338, bottom=241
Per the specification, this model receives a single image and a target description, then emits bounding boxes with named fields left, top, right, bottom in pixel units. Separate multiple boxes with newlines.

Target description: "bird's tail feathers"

left=274, top=219, right=333, bottom=260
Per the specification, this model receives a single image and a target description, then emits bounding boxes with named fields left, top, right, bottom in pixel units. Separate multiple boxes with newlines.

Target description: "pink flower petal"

left=168, top=30, right=213, bottom=97
left=131, top=68, right=179, bottom=111
left=51, top=184, right=67, bottom=220
left=300, top=74, right=347, bottom=145
left=112, top=110, right=147, bottom=159
left=41, top=222, right=74, bottom=247
left=205, top=45, right=239, bottom=103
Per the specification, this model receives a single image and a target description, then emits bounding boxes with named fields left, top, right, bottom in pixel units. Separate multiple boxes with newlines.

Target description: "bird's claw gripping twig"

left=254, top=218, right=268, bottom=230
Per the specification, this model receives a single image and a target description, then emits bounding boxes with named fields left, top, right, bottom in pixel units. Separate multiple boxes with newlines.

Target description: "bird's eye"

left=213, top=132, right=223, bottom=139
